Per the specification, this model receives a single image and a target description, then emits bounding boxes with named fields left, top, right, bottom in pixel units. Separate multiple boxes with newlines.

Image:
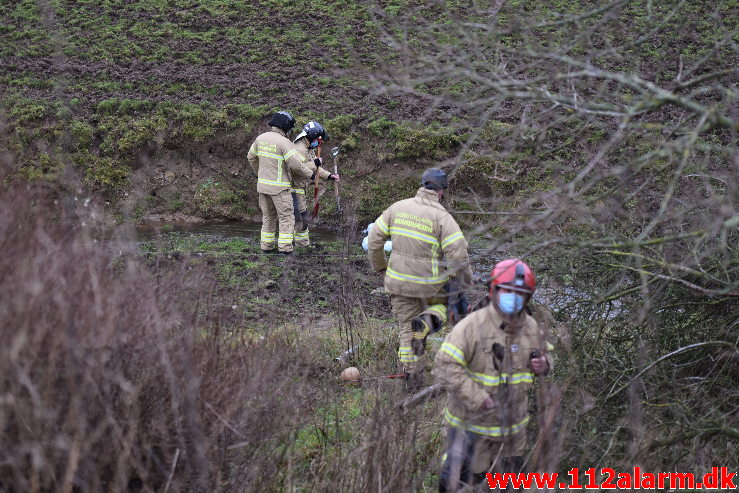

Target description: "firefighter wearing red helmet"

left=434, top=259, right=554, bottom=492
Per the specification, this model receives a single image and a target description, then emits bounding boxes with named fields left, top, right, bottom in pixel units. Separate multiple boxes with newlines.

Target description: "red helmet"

left=490, top=259, right=536, bottom=295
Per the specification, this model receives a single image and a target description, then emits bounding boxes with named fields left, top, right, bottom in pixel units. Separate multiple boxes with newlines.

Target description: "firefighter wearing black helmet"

left=291, top=121, right=340, bottom=246
left=367, top=168, right=472, bottom=392
left=247, top=111, right=314, bottom=254
left=434, top=259, right=554, bottom=491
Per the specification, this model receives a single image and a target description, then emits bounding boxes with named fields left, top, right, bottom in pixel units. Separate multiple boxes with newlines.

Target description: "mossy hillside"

left=5, top=1, right=730, bottom=123
left=0, top=0, right=397, bottom=118
left=2, top=96, right=476, bottom=223
left=6, top=91, right=723, bottom=235
left=3, top=0, right=735, bottom=226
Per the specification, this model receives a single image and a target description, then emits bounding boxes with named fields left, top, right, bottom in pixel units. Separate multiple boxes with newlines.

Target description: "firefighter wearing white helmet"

left=291, top=121, right=340, bottom=247
left=367, top=168, right=472, bottom=392
left=247, top=111, right=314, bottom=254
left=434, top=259, right=554, bottom=491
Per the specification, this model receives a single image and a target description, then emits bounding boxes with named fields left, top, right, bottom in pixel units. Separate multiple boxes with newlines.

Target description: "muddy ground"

left=0, top=0, right=443, bottom=121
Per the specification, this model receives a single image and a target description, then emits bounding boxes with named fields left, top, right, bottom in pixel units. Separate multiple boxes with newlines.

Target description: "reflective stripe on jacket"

left=433, top=304, right=554, bottom=437
left=290, top=142, right=331, bottom=194
left=367, top=187, right=472, bottom=298
left=247, top=128, right=313, bottom=195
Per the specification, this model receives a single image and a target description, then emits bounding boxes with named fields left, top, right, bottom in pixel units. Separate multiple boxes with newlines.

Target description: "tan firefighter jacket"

left=434, top=304, right=554, bottom=438
left=290, top=142, right=331, bottom=198
left=247, top=127, right=313, bottom=195
left=368, top=187, right=473, bottom=298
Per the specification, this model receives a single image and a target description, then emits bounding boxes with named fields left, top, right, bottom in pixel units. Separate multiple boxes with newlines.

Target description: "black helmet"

left=421, top=168, right=448, bottom=190
left=268, top=111, right=295, bottom=133
left=293, top=121, right=327, bottom=143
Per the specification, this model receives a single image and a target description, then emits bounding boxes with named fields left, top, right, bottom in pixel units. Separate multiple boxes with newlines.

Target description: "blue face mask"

left=499, top=292, right=525, bottom=315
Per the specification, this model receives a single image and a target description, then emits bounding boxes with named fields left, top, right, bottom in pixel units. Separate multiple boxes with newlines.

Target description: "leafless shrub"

left=0, top=183, right=334, bottom=491
left=369, top=0, right=738, bottom=475
left=0, top=180, right=456, bottom=492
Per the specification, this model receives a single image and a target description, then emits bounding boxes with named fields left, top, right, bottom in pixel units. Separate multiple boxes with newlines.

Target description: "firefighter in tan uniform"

left=247, top=111, right=313, bottom=254
left=367, top=168, right=472, bottom=392
left=291, top=121, right=339, bottom=247
left=434, top=259, right=554, bottom=492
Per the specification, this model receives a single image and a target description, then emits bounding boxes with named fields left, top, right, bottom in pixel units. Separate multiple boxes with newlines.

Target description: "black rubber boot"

left=261, top=249, right=275, bottom=254
left=411, top=313, right=442, bottom=356
left=439, top=429, right=476, bottom=492
left=404, top=372, right=423, bottom=394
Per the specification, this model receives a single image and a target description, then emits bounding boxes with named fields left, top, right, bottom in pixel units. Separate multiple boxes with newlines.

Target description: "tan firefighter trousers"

left=391, top=293, right=448, bottom=375
left=259, top=190, right=295, bottom=252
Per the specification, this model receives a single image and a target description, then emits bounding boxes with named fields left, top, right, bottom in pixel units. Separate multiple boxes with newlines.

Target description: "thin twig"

left=162, top=448, right=180, bottom=493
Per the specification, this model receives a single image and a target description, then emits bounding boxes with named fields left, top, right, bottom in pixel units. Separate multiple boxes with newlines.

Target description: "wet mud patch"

left=137, top=232, right=391, bottom=334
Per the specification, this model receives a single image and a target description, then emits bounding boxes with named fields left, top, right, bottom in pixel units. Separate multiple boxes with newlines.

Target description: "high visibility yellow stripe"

left=441, top=231, right=465, bottom=248
left=253, top=147, right=293, bottom=184
left=444, top=408, right=529, bottom=436
left=427, top=304, right=447, bottom=322
left=507, top=372, right=534, bottom=384
left=277, top=233, right=294, bottom=244
left=291, top=188, right=306, bottom=194
left=439, top=342, right=466, bottom=366
left=431, top=243, right=439, bottom=277
left=386, top=267, right=447, bottom=285
left=468, top=371, right=534, bottom=386
left=398, top=346, right=418, bottom=362
left=412, top=325, right=429, bottom=339
left=469, top=372, right=504, bottom=386
left=375, top=217, right=389, bottom=234
left=295, top=231, right=309, bottom=240
left=254, top=150, right=285, bottom=160
left=258, top=178, right=291, bottom=187
left=388, top=226, right=439, bottom=246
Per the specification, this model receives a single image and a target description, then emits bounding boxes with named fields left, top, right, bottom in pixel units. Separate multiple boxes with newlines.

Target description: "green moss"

left=340, top=133, right=359, bottom=150
left=217, top=258, right=261, bottom=285
left=367, top=117, right=397, bottom=137
left=9, top=101, right=50, bottom=125
left=70, top=120, right=94, bottom=151
left=73, top=151, right=130, bottom=190
left=391, top=123, right=461, bottom=159
left=97, top=98, right=154, bottom=116
left=325, top=114, right=355, bottom=139
left=99, top=115, right=166, bottom=156
left=19, top=152, right=63, bottom=181
left=11, top=0, right=41, bottom=22
left=359, top=175, right=419, bottom=221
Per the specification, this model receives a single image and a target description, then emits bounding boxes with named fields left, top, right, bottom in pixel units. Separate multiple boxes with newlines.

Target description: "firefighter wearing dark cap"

left=247, top=111, right=314, bottom=254
left=367, top=168, right=473, bottom=392
left=434, top=259, right=554, bottom=492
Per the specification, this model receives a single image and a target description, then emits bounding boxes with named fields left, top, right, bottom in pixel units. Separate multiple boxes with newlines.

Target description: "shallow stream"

left=108, top=220, right=595, bottom=317
left=133, top=220, right=340, bottom=243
